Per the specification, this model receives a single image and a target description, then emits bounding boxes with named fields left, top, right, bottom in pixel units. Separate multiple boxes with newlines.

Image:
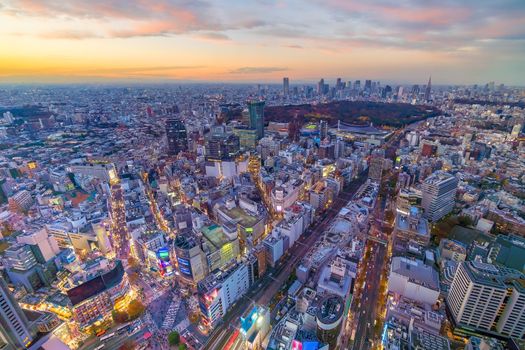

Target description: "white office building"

left=421, top=171, right=458, bottom=222
left=447, top=261, right=525, bottom=339
left=0, top=278, right=36, bottom=349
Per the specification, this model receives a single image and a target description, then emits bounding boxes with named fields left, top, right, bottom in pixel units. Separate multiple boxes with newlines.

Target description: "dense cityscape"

left=0, top=78, right=523, bottom=350
left=1, top=0, right=525, bottom=348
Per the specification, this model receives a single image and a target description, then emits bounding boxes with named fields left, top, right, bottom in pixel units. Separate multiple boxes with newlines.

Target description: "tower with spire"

left=424, top=76, right=432, bottom=101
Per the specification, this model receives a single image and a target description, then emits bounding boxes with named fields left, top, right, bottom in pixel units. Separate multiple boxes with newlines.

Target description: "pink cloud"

left=322, top=0, right=471, bottom=27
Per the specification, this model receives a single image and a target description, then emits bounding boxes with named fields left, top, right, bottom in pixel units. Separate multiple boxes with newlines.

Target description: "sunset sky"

left=1, top=0, right=524, bottom=85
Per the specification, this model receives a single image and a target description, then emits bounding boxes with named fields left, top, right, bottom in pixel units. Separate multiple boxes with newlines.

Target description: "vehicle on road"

left=99, top=332, right=116, bottom=342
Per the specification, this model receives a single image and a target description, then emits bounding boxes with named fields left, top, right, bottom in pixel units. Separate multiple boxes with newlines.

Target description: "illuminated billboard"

left=156, top=247, right=173, bottom=276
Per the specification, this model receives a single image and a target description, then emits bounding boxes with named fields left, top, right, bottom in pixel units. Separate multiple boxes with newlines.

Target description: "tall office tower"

left=317, top=78, right=325, bottom=95
left=166, top=118, right=188, bottom=156
left=364, top=79, right=372, bottom=91
left=368, top=153, right=384, bottom=183
left=397, top=86, right=404, bottom=98
left=336, top=78, right=342, bottom=90
left=247, top=100, right=265, bottom=140
left=382, top=85, right=393, bottom=98
left=421, top=171, right=458, bottom=222
left=424, top=76, right=432, bottom=101
left=354, top=80, right=361, bottom=91
left=0, top=278, right=36, bottom=349
left=319, top=120, right=328, bottom=140
left=283, top=77, right=289, bottom=96
left=447, top=262, right=525, bottom=339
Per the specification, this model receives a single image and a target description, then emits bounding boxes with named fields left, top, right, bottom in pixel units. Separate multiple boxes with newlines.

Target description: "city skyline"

left=1, top=0, right=525, bottom=85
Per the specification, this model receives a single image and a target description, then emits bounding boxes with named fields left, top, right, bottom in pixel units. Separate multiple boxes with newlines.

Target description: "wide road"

left=82, top=327, right=147, bottom=350
left=109, top=183, right=130, bottom=259
left=203, top=171, right=369, bottom=350
left=351, top=239, right=387, bottom=350
left=351, top=130, right=403, bottom=350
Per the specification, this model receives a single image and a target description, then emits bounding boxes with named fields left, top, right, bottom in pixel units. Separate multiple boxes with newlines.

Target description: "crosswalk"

left=161, top=297, right=182, bottom=330
left=173, top=318, right=190, bottom=333
left=145, top=310, right=158, bottom=333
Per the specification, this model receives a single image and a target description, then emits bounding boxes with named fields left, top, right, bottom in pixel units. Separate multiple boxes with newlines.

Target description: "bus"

left=99, top=332, right=115, bottom=342
left=116, top=324, right=129, bottom=333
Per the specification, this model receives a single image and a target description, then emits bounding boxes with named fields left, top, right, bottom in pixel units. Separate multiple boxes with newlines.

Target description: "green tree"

left=112, top=310, right=128, bottom=324
left=127, top=256, right=139, bottom=270
left=119, top=340, right=135, bottom=350
left=457, top=215, right=473, bottom=227
left=178, top=344, right=187, bottom=350
left=127, top=300, right=145, bottom=320
left=168, top=331, right=180, bottom=346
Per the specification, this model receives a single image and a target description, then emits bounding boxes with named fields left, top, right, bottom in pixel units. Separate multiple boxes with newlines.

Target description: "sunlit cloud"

left=0, top=0, right=524, bottom=84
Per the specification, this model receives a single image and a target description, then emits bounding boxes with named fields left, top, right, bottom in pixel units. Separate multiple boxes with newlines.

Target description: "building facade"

left=421, top=171, right=458, bottom=222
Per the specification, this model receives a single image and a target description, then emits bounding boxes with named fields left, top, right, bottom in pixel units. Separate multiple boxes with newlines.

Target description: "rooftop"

left=316, top=294, right=344, bottom=325
left=395, top=211, right=429, bottom=237
left=391, top=257, right=439, bottom=291
left=201, top=224, right=233, bottom=252
left=219, top=205, right=263, bottom=228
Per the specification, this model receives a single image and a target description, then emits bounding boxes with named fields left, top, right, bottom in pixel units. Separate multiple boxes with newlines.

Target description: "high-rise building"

left=411, top=84, right=420, bottom=96
left=174, top=234, right=208, bottom=284
left=364, top=79, right=372, bottom=91
left=283, top=77, right=289, bottom=96
left=317, top=78, right=325, bottom=95
left=247, top=100, right=265, bottom=140
left=336, top=78, right=342, bottom=90
left=316, top=294, right=345, bottom=349
left=319, top=120, right=328, bottom=140
left=0, top=278, right=36, bottom=349
left=233, top=126, right=258, bottom=150
left=447, top=262, right=525, bottom=339
left=17, top=229, right=60, bottom=263
left=421, top=171, right=458, bottom=222
left=198, top=262, right=251, bottom=328
left=354, top=80, right=361, bottom=91
left=166, top=118, right=188, bottom=155
left=206, top=133, right=240, bottom=161
left=5, top=244, right=37, bottom=272
left=424, top=76, right=432, bottom=101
